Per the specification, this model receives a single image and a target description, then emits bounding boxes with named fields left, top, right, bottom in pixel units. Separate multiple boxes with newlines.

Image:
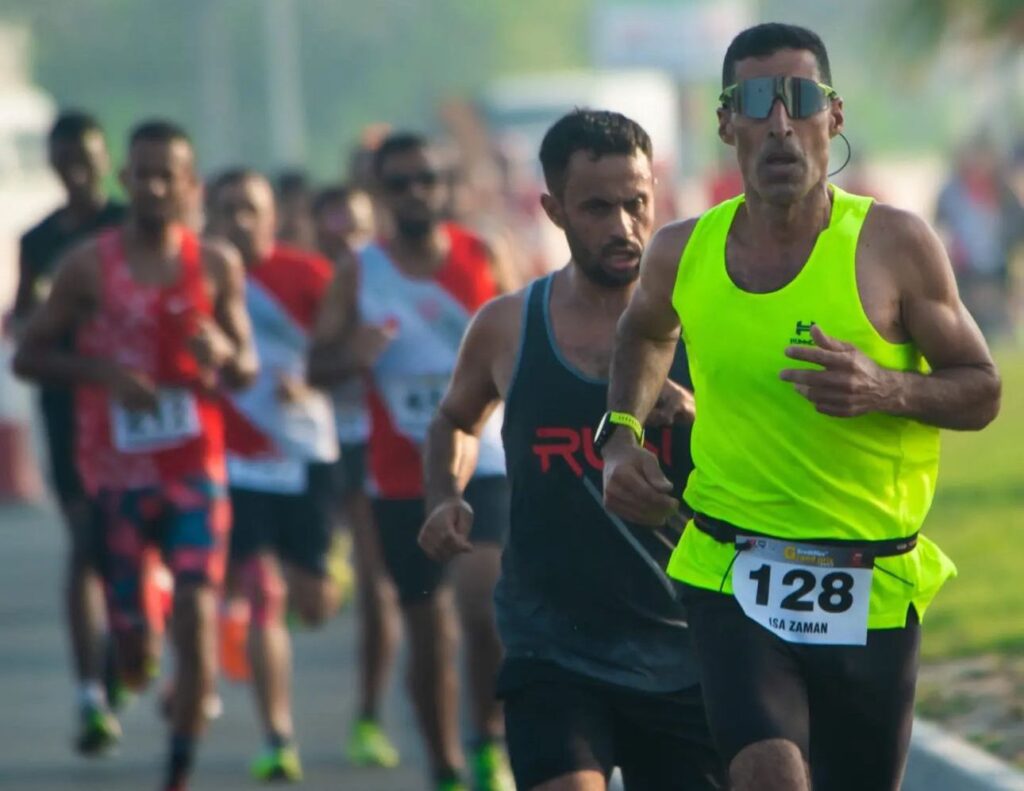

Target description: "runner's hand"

left=275, top=372, right=311, bottom=405
left=647, top=380, right=696, bottom=426
left=350, top=322, right=398, bottom=370
left=104, top=363, right=159, bottom=412
left=602, top=438, right=679, bottom=526
left=780, top=325, right=897, bottom=417
left=418, top=497, right=474, bottom=562
left=188, top=315, right=236, bottom=371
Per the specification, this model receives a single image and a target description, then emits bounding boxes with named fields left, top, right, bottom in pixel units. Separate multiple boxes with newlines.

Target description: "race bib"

left=227, top=455, right=307, bottom=494
left=732, top=536, right=873, bottom=646
left=378, top=374, right=449, bottom=440
left=111, top=389, right=201, bottom=453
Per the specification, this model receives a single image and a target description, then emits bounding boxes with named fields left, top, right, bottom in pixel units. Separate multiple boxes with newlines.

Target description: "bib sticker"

left=111, top=389, right=201, bottom=453
left=378, top=374, right=449, bottom=441
left=227, top=455, right=307, bottom=494
left=732, top=537, right=873, bottom=646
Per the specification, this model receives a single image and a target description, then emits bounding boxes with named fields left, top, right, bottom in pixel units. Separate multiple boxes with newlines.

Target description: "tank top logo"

left=533, top=425, right=673, bottom=478
left=790, top=320, right=817, bottom=346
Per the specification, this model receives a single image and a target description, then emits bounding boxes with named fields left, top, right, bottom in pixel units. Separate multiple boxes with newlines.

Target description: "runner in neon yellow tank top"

left=598, top=22, right=1001, bottom=791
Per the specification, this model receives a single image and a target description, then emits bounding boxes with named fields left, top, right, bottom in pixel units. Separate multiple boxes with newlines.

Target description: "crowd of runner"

left=8, top=22, right=1002, bottom=791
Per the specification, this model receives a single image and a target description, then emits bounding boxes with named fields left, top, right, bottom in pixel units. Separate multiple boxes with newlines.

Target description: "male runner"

left=309, top=132, right=511, bottom=791
left=418, top=109, right=723, bottom=791
left=14, top=120, right=257, bottom=791
left=312, top=183, right=403, bottom=769
left=601, top=23, right=1002, bottom=791
left=12, top=110, right=126, bottom=753
left=206, top=168, right=342, bottom=781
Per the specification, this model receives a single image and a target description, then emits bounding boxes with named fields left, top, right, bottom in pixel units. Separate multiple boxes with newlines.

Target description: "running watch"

left=594, top=411, right=645, bottom=453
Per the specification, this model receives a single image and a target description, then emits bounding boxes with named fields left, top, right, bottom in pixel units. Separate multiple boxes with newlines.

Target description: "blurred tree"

left=891, top=0, right=1024, bottom=52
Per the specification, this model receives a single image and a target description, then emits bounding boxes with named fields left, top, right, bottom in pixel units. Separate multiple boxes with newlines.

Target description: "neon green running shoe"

left=471, top=742, right=514, bottom=791
left=435, top=780, right=469, bottom=791
left=346, top=718, right=400, bottom=768
left=250, top=744, right=303, bottom=782
left=75, top=705, right=122, bottom=756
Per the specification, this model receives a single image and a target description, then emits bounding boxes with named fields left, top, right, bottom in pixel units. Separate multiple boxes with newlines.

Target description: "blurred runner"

left=418, top=109, right=723, bottom=791
left=309, top=132, right=512, bottom=791
left=206, top=168, right=343, bottom=781
left=11, top=110, right=126, bottom=755
left=14, top=120, right=257, bottom=791
left=275, top=169, right=317, bottom=251
left=312, top=182, right=403, bottom=769
left=602, top=24, right=1001, bottom=791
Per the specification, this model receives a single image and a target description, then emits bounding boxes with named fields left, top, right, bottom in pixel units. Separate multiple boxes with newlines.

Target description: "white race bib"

left=378, top=374, right=449, bottom=441
left=227, top=455, right=307, bottom=494
left=111, top=389, right=201, bottom=453
left=732, top=536, right=874, bottom=646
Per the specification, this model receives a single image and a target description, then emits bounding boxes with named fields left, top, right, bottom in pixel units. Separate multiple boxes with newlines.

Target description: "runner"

left=312, top=182, right=403, bottom=769
left=14, top=120, right=257, bottom=791
left=600, top=23, right=1002, bottom=791
left=12, top=110, right=126, bottom=754
left=418, top=109, right=724, bottom=791
left=204, top=168, right=344, bottom=781
left=309, top=132, right=512, bottom=791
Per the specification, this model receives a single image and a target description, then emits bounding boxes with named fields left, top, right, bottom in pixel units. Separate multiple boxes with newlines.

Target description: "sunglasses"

left=381, top=170, right=440, bottom=194
left=719, top=76, right=838, bottom=120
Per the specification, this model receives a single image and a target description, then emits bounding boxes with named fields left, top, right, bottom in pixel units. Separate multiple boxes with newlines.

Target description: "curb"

left=906, top=718, right=1024, bottom=791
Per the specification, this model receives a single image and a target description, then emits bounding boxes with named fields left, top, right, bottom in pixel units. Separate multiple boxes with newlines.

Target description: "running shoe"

left=219, top=597, right=252, bottom=682
left=346, top=717, right=400, bottom=768
left=326, top=530, right=355, bottom=611
left=470, top=742, right=514, bottom=791
left=250, top=744, right=303, bottom=782
left=74, top=705, right=121, bottom=756
left=435, top=780, right=469, bottom=791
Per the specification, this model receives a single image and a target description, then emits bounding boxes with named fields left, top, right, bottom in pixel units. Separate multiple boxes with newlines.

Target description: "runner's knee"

left=730, top=739, right=809, bottom=791
left=238, top=555, right=285, bottom=627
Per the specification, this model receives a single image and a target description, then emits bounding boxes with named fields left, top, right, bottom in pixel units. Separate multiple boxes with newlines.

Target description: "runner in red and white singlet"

left=309, top=133, right=513, bottom=791
left=15, top=121, right=256, bottom=791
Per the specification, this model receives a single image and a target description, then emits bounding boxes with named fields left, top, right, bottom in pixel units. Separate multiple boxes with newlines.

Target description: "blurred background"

left=0, top=0, right=1021, bottom=783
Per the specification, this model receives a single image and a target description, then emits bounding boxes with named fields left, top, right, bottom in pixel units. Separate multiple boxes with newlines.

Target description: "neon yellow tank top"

left=667, top=185, right=955, bottom=628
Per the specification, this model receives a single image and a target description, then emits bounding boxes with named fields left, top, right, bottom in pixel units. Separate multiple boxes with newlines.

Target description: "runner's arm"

left=205, top=241, right=258, bottom=390
left=782, top=207, right=1000, bottom=429
left=12, top=244, right=112, bottom=386
left=11, top=239, right=41, bottom=333
left=307, top=251, right=369, bottom=386
left=423, top=292, right=520, bottom=514
left=605, top=220, right=694, bottom=446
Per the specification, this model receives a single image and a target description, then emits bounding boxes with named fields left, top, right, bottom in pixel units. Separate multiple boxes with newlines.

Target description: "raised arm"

left=419, top=292, right=521, bottom=561
left=602, top=220, right=696, bottom=525
left=200, top=240, right=258, bottom=390
left=307, top=251, right=395, bottom=387
left=781, top=207, right=1000, bottom=430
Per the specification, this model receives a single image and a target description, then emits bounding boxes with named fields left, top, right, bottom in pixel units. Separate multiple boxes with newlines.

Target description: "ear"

left=829, top=97, right=845, bottom=138
left=539, top=192, right=565, bottom=230
left=717, top=107, right=736, bottom=146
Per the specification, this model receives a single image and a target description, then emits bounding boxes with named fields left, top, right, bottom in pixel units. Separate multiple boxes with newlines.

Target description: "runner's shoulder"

left=49, top=236, right=104, bottom=300
left=643, top=217, right=701, bottom=285
left=464, top=285, right=527, bottom=350
left=199, top=236, right=245, bottom=284
left=19, top=208, right=62, bottom=248
left=270, top=243, right=334, bottom=278
left=861, top=202, right=951, bottom=288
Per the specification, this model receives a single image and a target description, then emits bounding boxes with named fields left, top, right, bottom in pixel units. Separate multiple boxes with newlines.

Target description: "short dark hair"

left=722, top=23, right=832, bottom=88
left=49, top=110, right=103, bottom=144
left=276, top=169, right=310, bottom=197
left=372, top=132, right=429, bottom=177
left=129, top=118, right=192, bottom=149
left=206, top=167, right=265, bottom=205
left=312, top=184, right=360, bottom=216
left=538, top=109, right=652, bottom=195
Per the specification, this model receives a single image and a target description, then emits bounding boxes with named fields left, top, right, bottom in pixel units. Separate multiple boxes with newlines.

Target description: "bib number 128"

left=748, top=564, right=855, bottom=614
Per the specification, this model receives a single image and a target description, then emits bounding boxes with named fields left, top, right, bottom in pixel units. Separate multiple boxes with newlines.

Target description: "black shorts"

left=501, top=659, right=723, bottom=791
left=373, top=475, right=510, bottom=605
left=679, top=584, right=920, bottom=791
left=229, top=462, right=335, bottom=576
left=331, top=441, right=367, bottom=500
left=39, top=387, right=84, bottom=504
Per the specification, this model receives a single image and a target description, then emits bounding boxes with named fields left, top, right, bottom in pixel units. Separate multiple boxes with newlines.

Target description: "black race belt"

left=693, top=512, right=918, bottom=559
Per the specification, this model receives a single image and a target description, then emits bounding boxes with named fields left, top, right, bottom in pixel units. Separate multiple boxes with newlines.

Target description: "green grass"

left=920, top=345, right=1024, bottom=660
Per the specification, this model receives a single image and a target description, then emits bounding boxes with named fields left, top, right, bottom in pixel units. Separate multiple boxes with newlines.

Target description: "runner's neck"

left=386, top=225, right=450, bottom=278
left=739, top=180, right=833, bottom=249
